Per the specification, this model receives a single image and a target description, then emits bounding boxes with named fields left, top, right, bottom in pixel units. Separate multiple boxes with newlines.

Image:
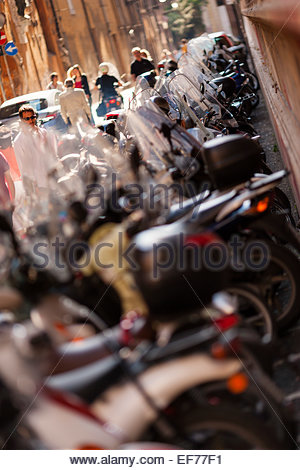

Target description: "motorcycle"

left=96, top=95, right=123, bottom=118
left=0, top=293, right=295, bottom=450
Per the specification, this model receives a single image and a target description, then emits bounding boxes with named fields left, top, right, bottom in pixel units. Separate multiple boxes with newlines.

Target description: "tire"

left=175, top=407, right=288, bottom=449
left=190, top=381, right=295, bottom=447
left=225, top=284, right=275, bottom=340
left=239, top=242, right=300, bottom=330
left=245, top=72, right=260, bottom=91
left=270, top=188, right=296, bottom=227
left=273, top=187, right=292, bottom=212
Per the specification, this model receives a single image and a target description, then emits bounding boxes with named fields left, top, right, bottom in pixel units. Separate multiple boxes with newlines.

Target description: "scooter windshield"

left=167, top=70, right=221, bottom=120
left=125, top=101, right=202, bottom=174
left=178, top=53, right=217, bottom=93
left=129, top=76, right=158, bottom=110
left=186, top=34, right=215, bottom=65
left=170, top=59, right=238, bottom=128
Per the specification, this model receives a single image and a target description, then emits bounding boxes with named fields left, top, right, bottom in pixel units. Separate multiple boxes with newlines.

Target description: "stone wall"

left=0, top=0, right=66, bottom=101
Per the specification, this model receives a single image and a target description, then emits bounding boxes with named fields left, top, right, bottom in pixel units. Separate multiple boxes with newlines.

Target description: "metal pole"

left=3, top=54, right=16, bottom=97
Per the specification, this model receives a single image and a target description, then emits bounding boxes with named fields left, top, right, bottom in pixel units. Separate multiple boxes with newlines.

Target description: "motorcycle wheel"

left=245, top=72, right=260, bottom=91
left=175, top=406, right=289, bottom=449
left=225, top=284, right=274, bottom=340
left=191, top=381, right=295, bottom=448
left=240, top=242, right=300, bottom=330
left=270, top=188, right=296, bottom=227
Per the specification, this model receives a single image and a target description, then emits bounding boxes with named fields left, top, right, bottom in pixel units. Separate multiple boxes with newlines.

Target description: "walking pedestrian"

left=130, top=47, right=155, bottom=83
left=46, top=72, right=64, bottom=91
left=68, top=64, right=92, bottom=107
left=59, top=78, right=92, bottom=127
left=13, top=105, right=58, bottom=197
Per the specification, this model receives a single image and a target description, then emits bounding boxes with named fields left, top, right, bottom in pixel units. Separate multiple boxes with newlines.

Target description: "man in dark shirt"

left=94, top=63, right=123, bottom=116
left=95, top=63, right=122, bottom=100
left=130, top=47, right=155, bottom=83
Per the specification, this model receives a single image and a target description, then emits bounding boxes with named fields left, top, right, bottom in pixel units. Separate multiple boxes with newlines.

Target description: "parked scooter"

left=0, top=293, right=295, bottom=450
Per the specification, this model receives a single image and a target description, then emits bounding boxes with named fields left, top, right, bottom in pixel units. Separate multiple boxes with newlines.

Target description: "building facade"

left=240, top=0, right=300, bottom=209
left=0, top=0, right=67, bottom=100
left=0, top=0, right=171, bottom=103
left=202, top=0, right=242, bottom=37
left=51, top=0, right=171, bottom=81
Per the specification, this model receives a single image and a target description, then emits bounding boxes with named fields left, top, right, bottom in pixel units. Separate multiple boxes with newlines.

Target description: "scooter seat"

left=189, top=189, right=237, bottom=225
left=46, top=354, right=123, bottom=404
left=52, top=326, right=120, bottom=374
left=134, top=190, right=236, bottom=252
left=210, top=77, right=236, bottom=98
left=227, top=45, right=245, bottom=53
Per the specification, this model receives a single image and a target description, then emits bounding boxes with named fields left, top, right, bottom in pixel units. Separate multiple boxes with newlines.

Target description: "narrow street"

left=0, top=0, right=300, bottom=464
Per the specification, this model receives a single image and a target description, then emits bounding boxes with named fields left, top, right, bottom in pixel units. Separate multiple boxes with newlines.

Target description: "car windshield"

left=0, top=98, right=49, bottom=119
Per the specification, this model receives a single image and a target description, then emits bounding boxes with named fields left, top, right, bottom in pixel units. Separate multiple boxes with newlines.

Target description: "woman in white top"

left=46, top=72, right=64, bottom=92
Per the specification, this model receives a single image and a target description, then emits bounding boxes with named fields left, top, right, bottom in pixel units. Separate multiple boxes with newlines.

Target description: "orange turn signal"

left=246, top=196, right=270, bottom=215
left=227, top=373, right=249, bottom=394
left=256, top=196, right=270, bottom=213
